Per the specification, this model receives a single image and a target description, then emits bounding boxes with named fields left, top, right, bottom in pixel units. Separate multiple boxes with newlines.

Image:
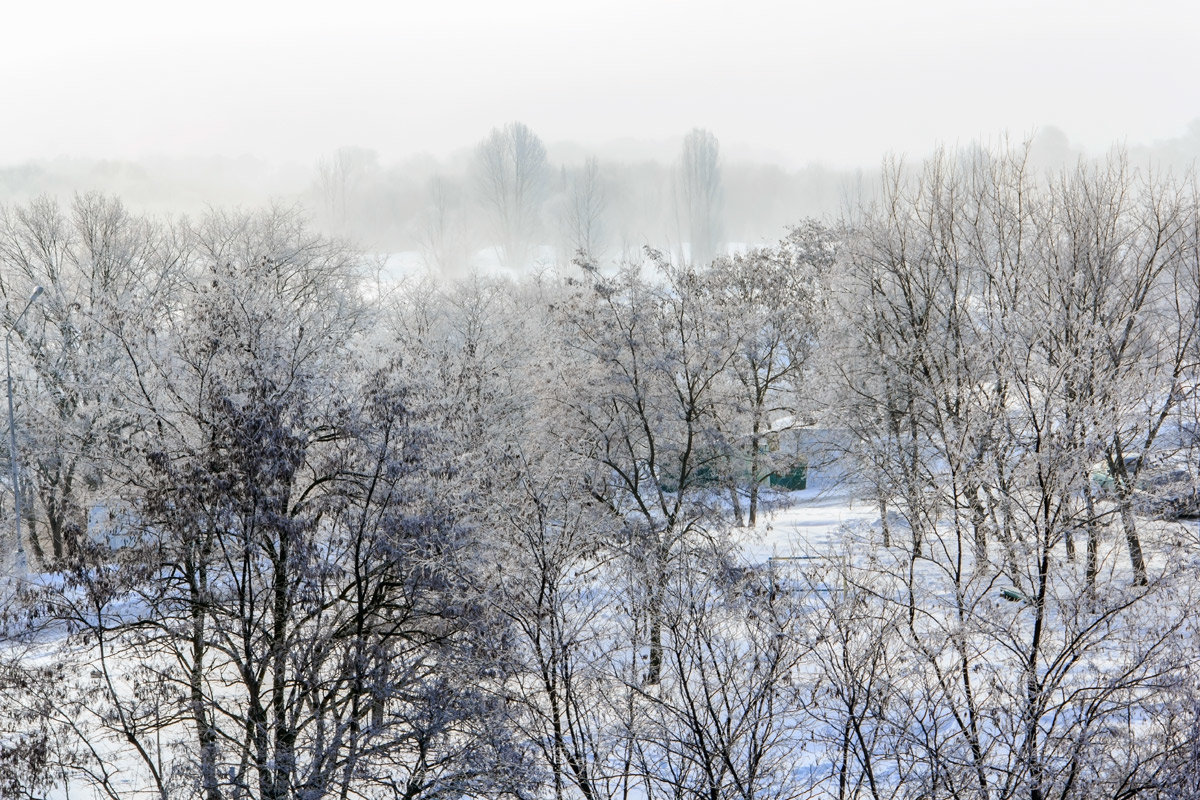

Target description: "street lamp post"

left=7, top=286, right=43, bottom=571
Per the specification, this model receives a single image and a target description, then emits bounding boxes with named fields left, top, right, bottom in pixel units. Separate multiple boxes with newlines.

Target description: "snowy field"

left=739, top=479, right=881, bottom=564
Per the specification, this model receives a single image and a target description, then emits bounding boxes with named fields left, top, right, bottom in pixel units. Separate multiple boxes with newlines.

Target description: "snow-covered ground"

left=737, top=478, right=878, bottom=565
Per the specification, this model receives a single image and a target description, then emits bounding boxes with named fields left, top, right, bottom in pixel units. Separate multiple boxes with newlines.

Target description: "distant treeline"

left=18, top=121, right=1200, bottom=270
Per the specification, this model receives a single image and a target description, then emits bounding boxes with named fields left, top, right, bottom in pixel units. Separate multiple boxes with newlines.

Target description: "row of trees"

left=319, top=124, right=730, bottom=273
left=2, top=142, right=1200, bottom=799
left=0, top=193, right=825, bottom=798
left=824, top=146, right=1200, bottom=799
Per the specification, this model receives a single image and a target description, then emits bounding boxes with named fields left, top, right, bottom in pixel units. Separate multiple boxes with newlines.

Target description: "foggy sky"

left=3, top=0, right=1198, bottom=168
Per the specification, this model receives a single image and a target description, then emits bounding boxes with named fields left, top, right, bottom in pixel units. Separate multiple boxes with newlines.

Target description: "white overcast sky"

left=2, top=0, right=1198, bottom=167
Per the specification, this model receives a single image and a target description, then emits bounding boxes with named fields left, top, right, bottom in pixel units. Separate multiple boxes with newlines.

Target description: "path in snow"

left=737, top=477, right=878, bottom=565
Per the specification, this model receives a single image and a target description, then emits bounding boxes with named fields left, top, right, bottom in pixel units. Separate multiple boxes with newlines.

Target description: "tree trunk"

left=879, top=495, right=891, bottom=548
left=1061, top=490, right=1076, bottom=562
left=647, top=592, right=663, bottom=686
left=270, top=533, right=295, bottom=800
left=966, top=483, right=989, bottom=565
left=1083, top=482, right=1100, bottom=591
left=748, top=424, right=762, bottom=527
left=1118, top=499, right=1148, bottom=585
left=190, top=565, right=222, bottom=800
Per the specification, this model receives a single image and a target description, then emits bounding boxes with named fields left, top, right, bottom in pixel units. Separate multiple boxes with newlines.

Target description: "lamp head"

left=30, top=286, right=43, bottom=302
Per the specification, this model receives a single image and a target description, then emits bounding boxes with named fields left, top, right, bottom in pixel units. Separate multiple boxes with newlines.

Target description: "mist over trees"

left=3, top=135, right=1200, bottom=800
left=554, top=156, right=609, bottom=265
left=474, top=122, right=550, bottom=269
left=0, top=124, right=866, bottom=270
left=673, top=128, right=724, bottom=267
left=5, top=122, right=1200, bottom=277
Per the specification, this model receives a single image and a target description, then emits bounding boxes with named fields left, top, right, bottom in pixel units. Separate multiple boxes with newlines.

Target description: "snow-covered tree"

left=674, top=128, right=724, bottom=267
left=39, top=209, right=533, bottom=800
left=475, top=122, right=550, bottom=270
left=708, top=221, right=834, bottom=525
